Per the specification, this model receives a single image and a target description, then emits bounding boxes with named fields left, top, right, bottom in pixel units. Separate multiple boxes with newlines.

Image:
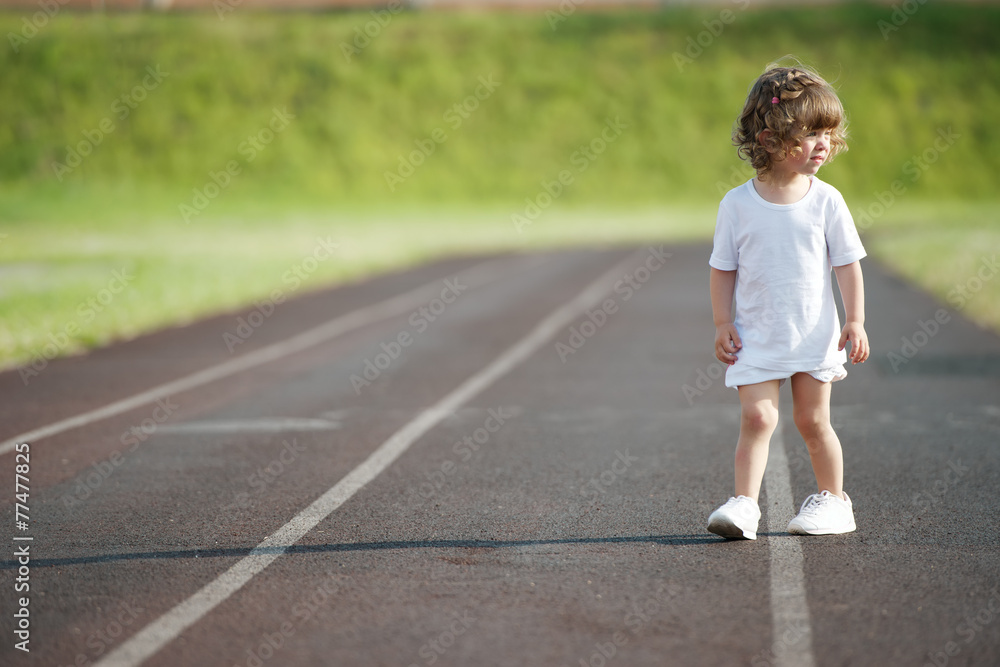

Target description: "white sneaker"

left=787, top=490, right=856, bottom=535
left=707, top=495, right=761, bottom=540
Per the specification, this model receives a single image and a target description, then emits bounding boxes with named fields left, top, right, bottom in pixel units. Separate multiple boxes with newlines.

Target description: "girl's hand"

left=838, top=322, right=869, bottom=364
left=715, top=323, right=742, bottom=365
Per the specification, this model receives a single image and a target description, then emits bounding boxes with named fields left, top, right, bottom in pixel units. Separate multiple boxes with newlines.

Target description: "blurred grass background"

left=1, top=3, right=999, bottom=368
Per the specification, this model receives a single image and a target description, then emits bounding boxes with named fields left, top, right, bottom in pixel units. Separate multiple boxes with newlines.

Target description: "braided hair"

left=733, top=63, right=848, bottom=180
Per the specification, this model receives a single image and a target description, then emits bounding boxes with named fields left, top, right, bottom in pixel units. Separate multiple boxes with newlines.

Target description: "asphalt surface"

left=2, top=244, right=999, bottom=667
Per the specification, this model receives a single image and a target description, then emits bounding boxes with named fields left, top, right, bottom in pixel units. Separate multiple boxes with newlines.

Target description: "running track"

left=2, top=245, right=999, bottom=667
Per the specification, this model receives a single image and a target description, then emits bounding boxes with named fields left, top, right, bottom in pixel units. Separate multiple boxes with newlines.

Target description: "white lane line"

left=0, top=255, right=529, bottom=457
left=93, top=248, right=647, bottom=667
left=154, top=418, right=340, bottom=434
left=763, top=421, right=816, bottom=667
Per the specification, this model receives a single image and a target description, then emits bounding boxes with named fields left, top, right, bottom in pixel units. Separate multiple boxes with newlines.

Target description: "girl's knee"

left=794, top=409, right=831, bottom=440
left=742, top=403, right=779, bottom=433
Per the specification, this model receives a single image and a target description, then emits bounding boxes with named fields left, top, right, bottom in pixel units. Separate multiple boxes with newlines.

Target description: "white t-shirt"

left=709, top=177, right=866, bottom=372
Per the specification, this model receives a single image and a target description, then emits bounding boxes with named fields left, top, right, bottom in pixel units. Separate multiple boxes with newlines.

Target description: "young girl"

left=706, top=64, right=869, bottom=540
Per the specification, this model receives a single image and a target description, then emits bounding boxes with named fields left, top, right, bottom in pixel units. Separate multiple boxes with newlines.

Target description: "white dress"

left=709, top=177, right=867, bottom=388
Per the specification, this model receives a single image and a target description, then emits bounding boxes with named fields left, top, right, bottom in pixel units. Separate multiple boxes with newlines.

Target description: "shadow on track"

left=0, top=534, right=722, bottom=570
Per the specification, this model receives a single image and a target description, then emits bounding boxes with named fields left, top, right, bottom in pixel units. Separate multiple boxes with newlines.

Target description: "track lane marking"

left=0, top=255, right=530, bottom=457
left=154, top=418, right=341, bottom=433
left=763, top=420, right=816, bottom=667
left=93, top=248, right=647, bottom=667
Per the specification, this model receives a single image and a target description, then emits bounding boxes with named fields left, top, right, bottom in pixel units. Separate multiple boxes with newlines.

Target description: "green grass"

left=0, top=201, right=715, bottom=369
left=5, top=201, right=997, bottom=372
left=3, top=6, right=1000, bottom=206
left=860, top=202, right=1000, bottom=332
left=1, top=5, right=999, bottom=370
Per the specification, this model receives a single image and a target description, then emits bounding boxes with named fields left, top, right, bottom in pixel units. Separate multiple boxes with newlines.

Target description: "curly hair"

left=733, top=63, right=848, bottom=180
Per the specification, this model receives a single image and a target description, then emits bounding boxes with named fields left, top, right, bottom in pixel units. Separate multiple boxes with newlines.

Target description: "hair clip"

left=771, top=97, right=780, bottom=104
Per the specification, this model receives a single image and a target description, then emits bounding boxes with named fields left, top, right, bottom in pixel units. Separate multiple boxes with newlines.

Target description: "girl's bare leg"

left=790, top=372, right=844, bottom=499
left=734, top=380, right=781, bottom=501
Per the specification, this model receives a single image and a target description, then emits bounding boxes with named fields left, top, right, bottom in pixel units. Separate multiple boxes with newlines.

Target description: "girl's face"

left=776, top=127, right=833, bottom=178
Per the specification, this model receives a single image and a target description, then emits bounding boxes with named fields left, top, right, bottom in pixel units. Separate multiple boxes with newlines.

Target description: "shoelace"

left=796, top=492, right=834, bottom=517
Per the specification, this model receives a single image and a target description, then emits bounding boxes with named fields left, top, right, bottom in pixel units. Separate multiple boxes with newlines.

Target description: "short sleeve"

left=709, top=199, right=738, bottom=271
left=826, top=192, right=867, bottom=267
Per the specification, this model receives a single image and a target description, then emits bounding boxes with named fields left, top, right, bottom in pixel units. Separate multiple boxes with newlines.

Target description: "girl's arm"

left=833, top=261, right=870, bottom=364
left=710, top=268, right=741, bottom=365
